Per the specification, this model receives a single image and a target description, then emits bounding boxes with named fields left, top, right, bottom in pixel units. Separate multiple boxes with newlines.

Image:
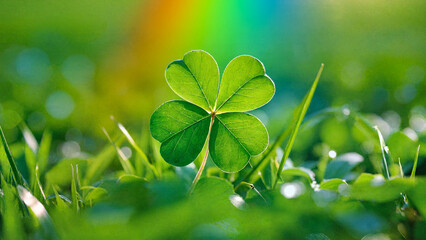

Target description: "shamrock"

left=150, top=50, right=275, bottom=173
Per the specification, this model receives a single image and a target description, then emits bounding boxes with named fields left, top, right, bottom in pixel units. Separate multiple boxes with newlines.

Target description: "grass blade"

left=17, top=186, right=57, bottom=239
left=1, top=175, right=25, bottom=240
left=21, top=124, right=38, bottom=154
left=398, top=158, right=404, bottom=178
left=411, top=145, right=420, bottom=179
left=111, top=116, right=158, bottom=177
left=0, top=125, right=25, bottom=186
left=236, top=64, right=324, bottom=188
left=33, top=165, right=47, bottom=202
left=38, top=130, right=52, bottom=177
left=83, top=143, right=117, bottom=185
left=52, top=186, right=70, bottom=211
left=374, top=126, right=391, bottom=179
left=71, top=164, right=79, bottom=213
left=272, top=64, right=324, bottom=189
left=102, top=127, right=135, bottom=175
left=25, top=145, right=37, bottom=186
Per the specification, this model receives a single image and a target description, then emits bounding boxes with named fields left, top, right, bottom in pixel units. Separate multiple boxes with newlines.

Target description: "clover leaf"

left=150, top=50, right=275, bottom=173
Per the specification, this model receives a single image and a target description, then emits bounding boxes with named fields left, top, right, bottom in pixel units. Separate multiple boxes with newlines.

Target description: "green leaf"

left=209, top=112, right=268, bottom=172
left=150, top=100, right=211, bottom=166
left=191, top=177, right=235, bottom=204
left=152, top=51, right=275, bottom=174
left=408, top=177, right=426, bottom=217
left=83, top=186, right=108, bottom=205
left=281, top=167, right=315, bottom=183
left=324, top=152, right=363, bottom=179
left=387, top=131, right=418, bottom=165
left=319, top=178, right=347, bottom=192
left=350, top=173, right=415, bottom=202
left=215, top=55, right=275, bottom=113
left=165, top=50, right=219, bottom=111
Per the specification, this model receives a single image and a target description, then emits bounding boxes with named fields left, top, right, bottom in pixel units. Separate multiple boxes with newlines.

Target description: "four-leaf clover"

left=150, top=50, right=275, bottom=172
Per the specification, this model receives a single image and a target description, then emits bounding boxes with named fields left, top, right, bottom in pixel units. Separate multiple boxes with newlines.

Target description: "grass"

left=0, top=70, right=425, bottom=240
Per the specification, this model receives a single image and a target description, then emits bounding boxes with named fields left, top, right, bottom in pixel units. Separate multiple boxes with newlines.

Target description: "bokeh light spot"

left=46, top=91, right=75, bottom=119
left=410, top=114, right=426, bottom=132
left=280, top=181, right=305, bottom=199
left=328, top=150, right=337, bottom=159
left=61, top=141, right=81, bottom=158
left=15, top=48, right=52, bottom=83
left=120, top=146, right=132, bottom=159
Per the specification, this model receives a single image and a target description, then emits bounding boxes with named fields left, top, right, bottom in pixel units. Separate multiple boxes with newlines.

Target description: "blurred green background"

left=0, top=0, right=425, bottom=163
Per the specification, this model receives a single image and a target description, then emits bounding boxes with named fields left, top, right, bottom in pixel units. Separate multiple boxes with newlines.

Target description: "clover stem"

left=188, top=113, right=215, bottom=195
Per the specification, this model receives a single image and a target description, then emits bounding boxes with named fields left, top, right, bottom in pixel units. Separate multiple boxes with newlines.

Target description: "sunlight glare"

left=328, top=150, right=337, bottom=159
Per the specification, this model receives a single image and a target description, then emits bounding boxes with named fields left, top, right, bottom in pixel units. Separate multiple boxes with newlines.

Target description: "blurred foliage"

left=0, top=109, right=425, bottom=239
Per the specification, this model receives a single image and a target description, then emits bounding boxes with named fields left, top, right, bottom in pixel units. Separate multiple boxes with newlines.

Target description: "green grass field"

left=1, top=58, right=425, bottom=239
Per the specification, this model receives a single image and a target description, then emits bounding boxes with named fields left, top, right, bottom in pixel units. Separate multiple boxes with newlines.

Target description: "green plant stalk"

left=272, top=64, right=324, bottom=189
left=411, top=145, right=420, bottom=179
left=0, top=125, right=25, bottom=186
left=316, top=144, right=331, bottom=181
left=188, top=114, right=215, bottom=195
left=71, top=164, right=79, bottom=213
left=398, top=158, right=404, bottom=177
